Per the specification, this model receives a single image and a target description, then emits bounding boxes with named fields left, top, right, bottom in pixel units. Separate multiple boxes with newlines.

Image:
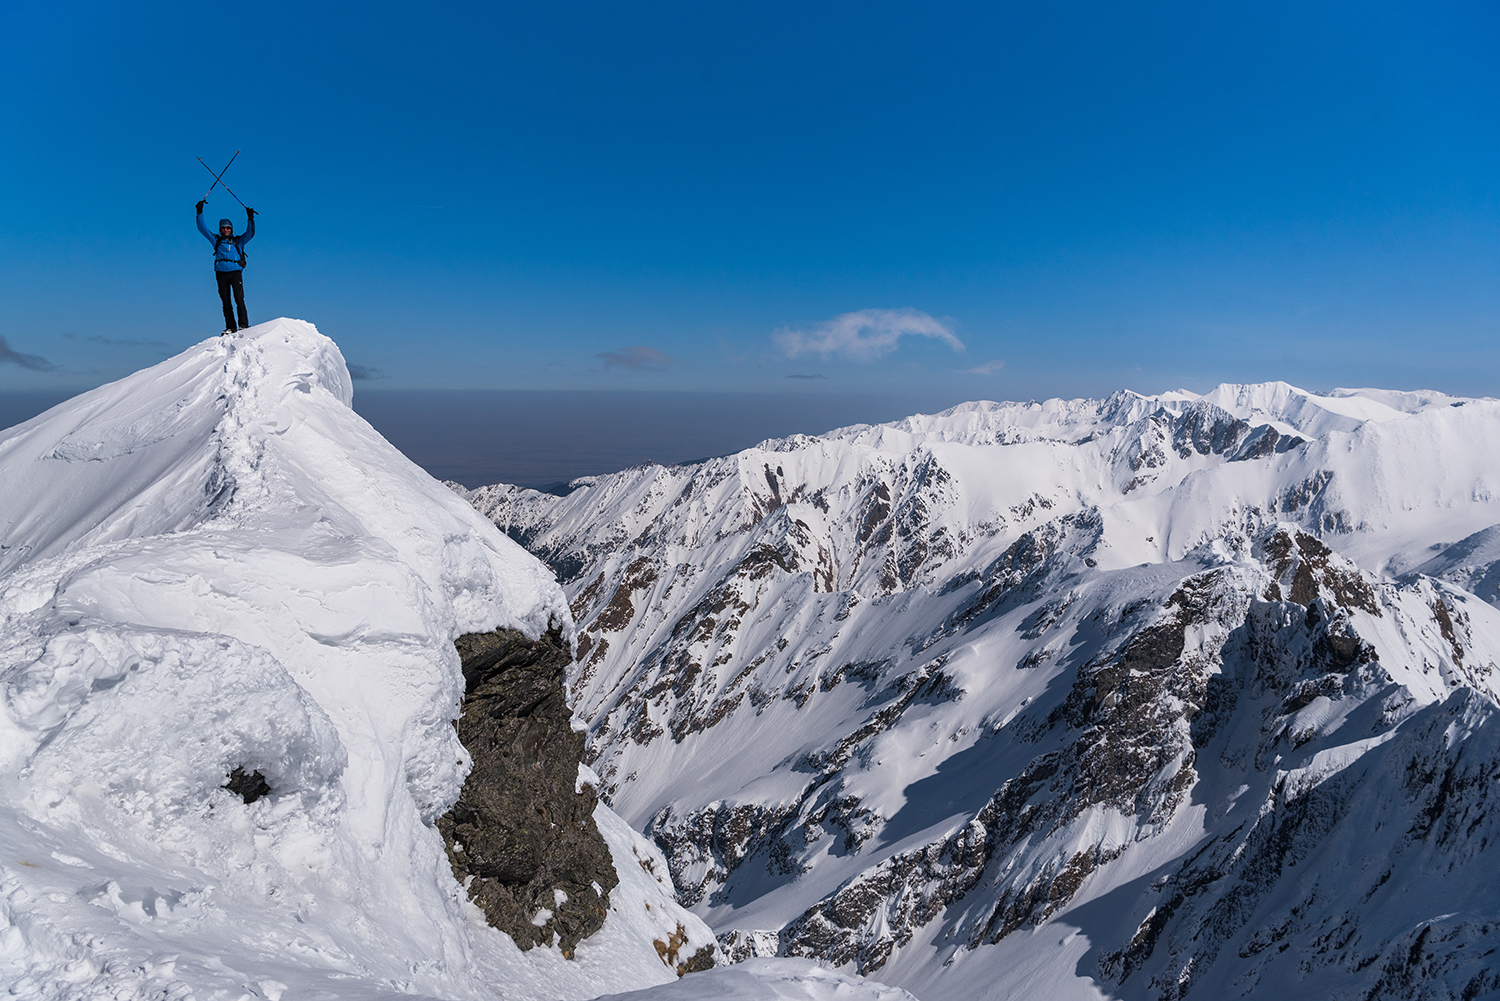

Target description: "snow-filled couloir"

left=459, top=381, right=1500, bottom=1000
left=0, top=319, right=907, bottom=1001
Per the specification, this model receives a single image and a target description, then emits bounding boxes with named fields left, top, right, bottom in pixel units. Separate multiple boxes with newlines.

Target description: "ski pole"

left=196, top=155, right=253, bottom=213
left=197, top=150, right=239, bottom=201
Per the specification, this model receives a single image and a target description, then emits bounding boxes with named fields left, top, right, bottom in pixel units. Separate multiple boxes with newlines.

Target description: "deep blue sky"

left=3, top=2, right=1498, bottom=408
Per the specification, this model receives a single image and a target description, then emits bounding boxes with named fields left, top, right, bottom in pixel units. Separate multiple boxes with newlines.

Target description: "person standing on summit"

left=196, top=201, right=256, bottom=335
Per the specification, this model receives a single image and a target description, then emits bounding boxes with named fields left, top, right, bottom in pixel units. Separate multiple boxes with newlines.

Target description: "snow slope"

left=0, top=320, right=900, bottom=1001
left=460, top=381, right=1500, bottom=1000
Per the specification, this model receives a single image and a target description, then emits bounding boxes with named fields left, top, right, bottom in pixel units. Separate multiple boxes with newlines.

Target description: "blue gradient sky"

left=2, top=1, right=1498, bottom=403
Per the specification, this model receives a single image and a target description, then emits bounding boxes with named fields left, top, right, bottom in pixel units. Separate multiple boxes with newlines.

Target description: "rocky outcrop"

left=437, top=628, right=619, bottom=956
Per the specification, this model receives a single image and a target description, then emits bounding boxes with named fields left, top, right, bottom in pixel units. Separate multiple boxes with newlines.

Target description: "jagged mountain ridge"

left=456, top=381, right=1500, bottom=1000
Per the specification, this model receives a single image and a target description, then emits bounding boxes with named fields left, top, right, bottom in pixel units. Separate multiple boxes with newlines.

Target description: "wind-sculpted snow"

left=1, top=320, right=894, bottom=1001
left=458, top=381, right=1500, bottom=1000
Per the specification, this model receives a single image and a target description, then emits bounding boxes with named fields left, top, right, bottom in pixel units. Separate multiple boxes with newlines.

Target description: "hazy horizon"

left=0, top=387, right=971, bottom=489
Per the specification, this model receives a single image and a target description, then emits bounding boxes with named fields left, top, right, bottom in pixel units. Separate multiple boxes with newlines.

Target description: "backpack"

left=213, top=234, right=248, bottom=269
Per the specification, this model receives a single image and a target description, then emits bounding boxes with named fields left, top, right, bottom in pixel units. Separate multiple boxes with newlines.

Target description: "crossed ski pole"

left=197, top=151, right=254, bottom=213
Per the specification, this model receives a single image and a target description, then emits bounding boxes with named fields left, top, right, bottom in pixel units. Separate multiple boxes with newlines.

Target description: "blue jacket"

left=197, top=212, right=255, bottom=271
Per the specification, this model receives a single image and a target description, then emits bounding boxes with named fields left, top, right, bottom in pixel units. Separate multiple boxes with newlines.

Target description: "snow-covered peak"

left=476, top=381, right=1500, bottom=608
left=813, top=381, right=1476, bottom=456
left=0, top=321, right=638, bottom=1000
left=1195, top=379, right=1465, bottom=437
left=0, top=318, right=564, bottom=640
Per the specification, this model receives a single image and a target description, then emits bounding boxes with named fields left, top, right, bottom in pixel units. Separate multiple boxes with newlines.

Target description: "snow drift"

left=0, top=320, right=901, bottom=1001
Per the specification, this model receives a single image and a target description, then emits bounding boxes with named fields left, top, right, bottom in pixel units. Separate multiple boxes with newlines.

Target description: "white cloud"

left=774, top=308, right=963, bottom=362
left=964, top=360, right=1005, bottom=375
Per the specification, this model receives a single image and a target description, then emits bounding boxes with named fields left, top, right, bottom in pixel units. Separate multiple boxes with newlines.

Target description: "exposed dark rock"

left=1273, top=471, right=1354, bottom=533
left=774, top=569, right=1252, bottom=974
left=648, top=801, right=801, bottom=907
left=1230, top=423, right=1305, bottom=461
left=224, top=766, right=270, bottom=804
left=1171, top=402, right=1249, bottom=458
left=437, top=627, right=619, bottom=956
left=1098, top=691, right=1500, bottom=1001
left=1261, top=528, right=1380, bottom=615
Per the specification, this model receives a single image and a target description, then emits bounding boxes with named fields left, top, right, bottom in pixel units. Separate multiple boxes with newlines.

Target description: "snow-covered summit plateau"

left=0, top=320, right=904, bottom=1001
left=461, top=380, right=1500, bottom=1000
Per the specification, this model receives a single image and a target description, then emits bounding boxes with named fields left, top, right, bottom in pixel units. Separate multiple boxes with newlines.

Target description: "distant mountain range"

left=457, top=382, right=1500, bottom=1001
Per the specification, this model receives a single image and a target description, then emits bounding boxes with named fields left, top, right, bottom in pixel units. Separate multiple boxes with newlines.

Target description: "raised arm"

left=196, top=203, right=215, bottom=242
left=241, top=207, right=256, bottom=244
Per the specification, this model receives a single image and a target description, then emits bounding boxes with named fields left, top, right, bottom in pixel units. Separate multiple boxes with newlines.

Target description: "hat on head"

left=218, top=219, right=233, bottom=229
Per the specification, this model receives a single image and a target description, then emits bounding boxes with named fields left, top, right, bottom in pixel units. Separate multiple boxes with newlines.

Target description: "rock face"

left=437, top=627, right=619, bottom=956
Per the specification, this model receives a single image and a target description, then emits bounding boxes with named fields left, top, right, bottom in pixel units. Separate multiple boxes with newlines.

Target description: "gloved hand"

left=196, top=199, right=206, bottom=213
left=246, top=206, right=257, bottom=217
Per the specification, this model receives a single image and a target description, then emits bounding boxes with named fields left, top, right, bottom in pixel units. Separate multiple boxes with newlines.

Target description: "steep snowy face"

left=0, top=320, right=581, bottom=998
left=459, top=382, right=1500, bottom=1000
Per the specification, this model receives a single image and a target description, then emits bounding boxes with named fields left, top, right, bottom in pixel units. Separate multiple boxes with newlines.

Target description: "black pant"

left=215, top=269, right=249, bottom=331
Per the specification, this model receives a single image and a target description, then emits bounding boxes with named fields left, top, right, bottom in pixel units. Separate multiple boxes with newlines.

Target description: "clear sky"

left=2, top=1, right=1498, bottom=404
